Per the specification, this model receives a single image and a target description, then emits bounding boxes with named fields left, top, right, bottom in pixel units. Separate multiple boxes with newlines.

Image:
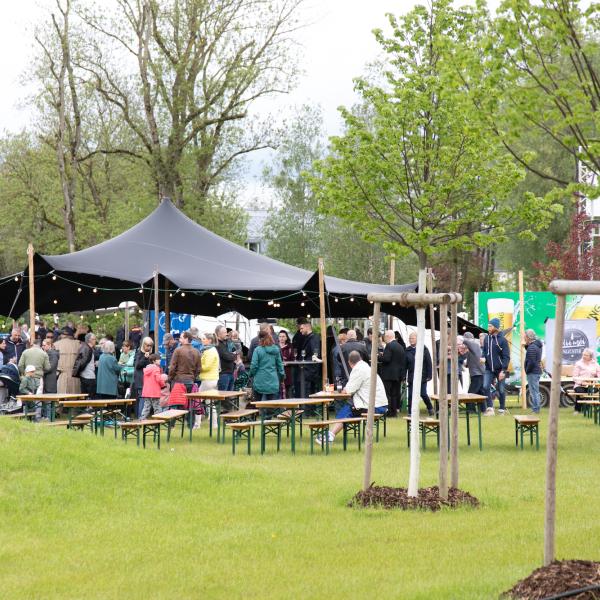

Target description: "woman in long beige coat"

left=54, top=327, right=82, bottom=394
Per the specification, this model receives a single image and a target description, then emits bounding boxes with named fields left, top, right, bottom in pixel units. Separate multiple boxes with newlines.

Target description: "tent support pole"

left=318, top=258, right=328, bottom=389
left=387, top=257, right=395, bottom=329
left=153, top=269, right=160, bottom=348
left=124, top=302, right=130, bottom=343
left=519, top=270, right=527, bottom=410
left=27, top=243, right=35, bottom=347
left=164, top=281, right=170, bottom=334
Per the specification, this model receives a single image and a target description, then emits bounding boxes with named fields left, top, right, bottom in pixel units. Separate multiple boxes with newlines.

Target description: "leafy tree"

left=532, top=199, right=600, bottom=286
left=78, top=0, right=303, bottom=206
left=310, top=0, right=561, bottom=497
left=490, top=0, right=600, bottom=185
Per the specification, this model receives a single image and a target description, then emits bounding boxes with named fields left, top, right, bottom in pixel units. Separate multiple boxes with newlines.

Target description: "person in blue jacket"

left=482, top=318, right=511, bottom=415
left=524, top=329, right=543, bottom=413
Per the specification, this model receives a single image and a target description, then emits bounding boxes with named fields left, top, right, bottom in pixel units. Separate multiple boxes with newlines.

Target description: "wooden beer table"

left=430, top=393, right=487, bottom=451
left=60, top=399, right=135, bottom=437
left=254, top=398, right=334, bottom=454
left=16, top=393, right=87, bottom=422
left=185, top=390, right=248, bottom=442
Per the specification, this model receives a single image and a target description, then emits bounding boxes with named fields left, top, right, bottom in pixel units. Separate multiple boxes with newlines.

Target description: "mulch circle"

left=349, top=485, right=479, bottom=511
left=504, top=560, right=600, bottom=599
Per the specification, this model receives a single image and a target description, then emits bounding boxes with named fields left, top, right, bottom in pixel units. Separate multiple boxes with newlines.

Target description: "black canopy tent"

left=0, top=199, right=482, bottom=334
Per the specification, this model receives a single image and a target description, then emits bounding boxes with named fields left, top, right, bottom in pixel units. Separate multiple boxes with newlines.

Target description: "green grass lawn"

left=1, top=400, right=599, bottom=599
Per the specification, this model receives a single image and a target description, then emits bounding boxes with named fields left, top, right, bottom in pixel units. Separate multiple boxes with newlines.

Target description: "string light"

left=93, top=288, right=98, bottom=293
left=247, top=296, right=252, bottom=301
left=217, top=302, right=221, bottom=307
left=181, top=292, right=186, bottom=297
left=113, top=312, right=118, bottom=317
left=77, top=287, right=82, bottom=292
left=211, top=292, right=216, bottom=296
left=300, top=302, right=305, bottom=307
left=307, top=313, right=311, bottom=318
left=80, top=315, right=84, bottom=320
left=14, top=276, right=18, bottom=282
left=53, top=299, right=58, bottom=304
left=138, top=289, right=143, bottom=294
left=227, top=294, right=232, bottom=299
left=302, top=292, right=307, bottom=297
left=267, top=300, right=273, bottom=305
left=392, top=301, right=396, bottom=306
left=169, top=293, right=173, bottom=298
left=96, top=315, right=100, bottom=319
left=350, top=297, right=354, bottom=302
left=52, top=275, right=57, bottom=281
left=334, top=298, right=339, bottom=303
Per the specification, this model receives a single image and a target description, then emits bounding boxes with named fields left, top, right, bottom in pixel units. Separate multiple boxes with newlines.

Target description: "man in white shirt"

left=318, top=350, right=388, bottom=445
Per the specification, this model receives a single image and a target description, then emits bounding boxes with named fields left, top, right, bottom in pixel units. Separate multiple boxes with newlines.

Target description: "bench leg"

left=536, top=425, right=539, bottom=450
left=421, top=423, right=426, bottom=450
left=247, top=429, right=251, bottom=455
left=406, top=421, right=410, bottom=448
left=342, top=425, right=348, bottom=451
left=520, top=425, right=524, bottom=450
left=515, top=421, right=519, bottom=447
left=357, top=424, right=361, bottom=451
left=466, top=410, right=471, bottom=446
left=232, top=430, right=236, bottom=455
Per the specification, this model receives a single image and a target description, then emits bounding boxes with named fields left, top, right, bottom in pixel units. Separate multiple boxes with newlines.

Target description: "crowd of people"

left=0, top=314, right=555, bottom=427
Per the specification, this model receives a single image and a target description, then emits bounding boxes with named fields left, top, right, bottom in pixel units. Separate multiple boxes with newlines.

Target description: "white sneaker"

left=484, top=407, right=495, bottom=416
left=315, top=435, right=323, bottom=446
left=498, top=409, right=505, bottom=415
left=328, top=432, right=335, bottom=443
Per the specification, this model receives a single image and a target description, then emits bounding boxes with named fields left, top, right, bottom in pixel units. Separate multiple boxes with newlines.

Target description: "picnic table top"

left=429, top=393, right=487, bottom=403
left=185, top=390, right=247, bottom=400
left=576, top=399, right=600, bottom=405
left=59, top=399, right=135, bottom=407
left=16, top=393, right=88, bottom=402
left=254, top=398, right=333, bottom=409
left=309, top=391, right=352, bottom=399
left=152, top=409, right=189, bottom=419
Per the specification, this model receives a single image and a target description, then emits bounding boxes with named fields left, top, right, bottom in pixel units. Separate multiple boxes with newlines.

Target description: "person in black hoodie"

left=524, top=329, right=543, bottom=414
left=405, top=331, right=435, bottom=416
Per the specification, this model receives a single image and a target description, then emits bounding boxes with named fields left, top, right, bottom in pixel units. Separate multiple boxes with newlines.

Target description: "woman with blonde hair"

left=572, top=347, right=600, bottom=414
left=134, top=336, right=154, bottom=417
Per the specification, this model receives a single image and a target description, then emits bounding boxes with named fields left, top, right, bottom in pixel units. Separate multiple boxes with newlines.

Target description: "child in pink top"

left=141, top=354, right=167, bottom=419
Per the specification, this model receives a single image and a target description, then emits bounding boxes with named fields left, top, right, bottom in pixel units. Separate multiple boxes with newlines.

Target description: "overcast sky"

left=0, top=1, right=487, bottom=202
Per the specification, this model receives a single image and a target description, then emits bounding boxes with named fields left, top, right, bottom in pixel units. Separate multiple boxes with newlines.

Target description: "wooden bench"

left=219, top=409, right=259, bottom=442
left=40, top=418, right=94, bottom=432
left=121, top=419, right=163, bottom=449
left=276, top=409, right=305, bottom=438
left=0, top=412, right=37, bottom=421
left=575, top=399, right=600, bottom=422
left=403, top=417, right=440, bottom=450
left=228, top=420, right=283, bottom=455
left=514, top=415, right=540, bottom=450
left=307, top=418, right=364, bottom=454
left=360, top=413, right=385, bottom=442
left=151, top=409, right=189, bottom=442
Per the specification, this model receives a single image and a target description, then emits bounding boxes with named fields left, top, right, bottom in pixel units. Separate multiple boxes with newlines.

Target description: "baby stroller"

left=0, top=364, right=22, bottom=413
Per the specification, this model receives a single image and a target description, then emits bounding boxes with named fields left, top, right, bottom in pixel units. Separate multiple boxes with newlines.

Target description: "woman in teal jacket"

left=249, top=330, right=285, bottom=401
left=96, top=341, right=122, bottom=399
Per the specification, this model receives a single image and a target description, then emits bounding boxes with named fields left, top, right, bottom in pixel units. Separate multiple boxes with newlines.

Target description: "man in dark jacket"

left=524, top=329, right=543, bottom=414
left=405, top=331, right=435, bottom=416
left=380, top=330, right=406, bottom=417
left=215, top=325, right=236, bottom=391
left=5, top=328, right=26, bottom=363
left=339, top=329, right=369, bottom=375
left=296, top=319, right=321, bottom=397
left=482, top=318, right=511, bottom=415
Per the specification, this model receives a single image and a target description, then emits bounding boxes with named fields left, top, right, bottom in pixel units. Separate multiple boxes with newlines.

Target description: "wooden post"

left=519, top=270, right=527, bottom=410
left=318, top=258, right=328, bottom=389
left=164, top=280, right=170, bottom=334
left=363, top=301, right=381, bottom=491
left=438, top=303, right=449, bottom=499
left=153, top=269, right=160, bottom=350
left=124, top=302, right=130, bottom=344
left=450, top=302, right=459, bottom=488
left=427, top=269, right=438, bottom=395
left=27, top=244, right=35, bottom=346
left=544, top=292, right=566, bottom=566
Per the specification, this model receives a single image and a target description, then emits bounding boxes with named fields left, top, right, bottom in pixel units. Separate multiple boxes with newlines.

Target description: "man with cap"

left=19, top=364, right=42, bottom=419
left=482, top=318, right=510, bottom=415
left=54, top=326, right=82, bottom=394
left=524, top=329, right=543, bottom=413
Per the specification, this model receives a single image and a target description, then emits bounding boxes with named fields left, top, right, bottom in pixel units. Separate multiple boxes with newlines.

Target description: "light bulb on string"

left=14, top=276, right=19, bottom=282
left=228, top=294, right=232, bottom=299
left=77, top=287, right=82, bottom=292
left=93, top=288, right=98, bottom=293
left=53, top=299, right=58, bottom=304
left=300, top=302, right=305, bottom=307
left=52, top=275, right=57, bottom=281
left=217, top=302, right=221, bottom=307
left=181, top=292, right=186, bottom=297
left=211, top=292, right=216, bottom=296
left=350, top=297, right=354, bottom=302
left=247, top=297, right=252, bottom=301
left=334, top=297, right=338, bottom=303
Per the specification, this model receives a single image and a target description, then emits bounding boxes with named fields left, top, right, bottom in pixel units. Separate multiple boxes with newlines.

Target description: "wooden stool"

left=514, top=415, right=540, bottom=450
left=220, top=409, right=258, bottom=442
left=228, top=420, right=283, bottom=455
left=403, top=417, right=440, bottom=450
left=121, top=420, right=162, bottom=449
